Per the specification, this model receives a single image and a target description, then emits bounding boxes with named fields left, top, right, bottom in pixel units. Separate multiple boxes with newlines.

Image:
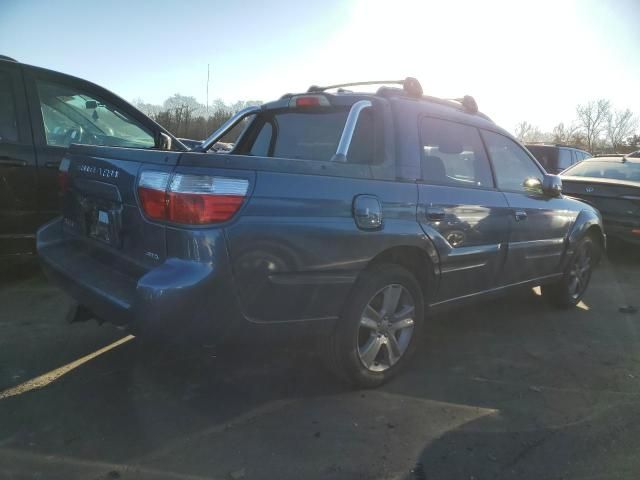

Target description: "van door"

left=0, top=61, right=37, bottom=257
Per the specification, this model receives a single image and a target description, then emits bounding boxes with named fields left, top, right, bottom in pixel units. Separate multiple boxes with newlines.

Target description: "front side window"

left=0, top=71, right=18, bottom=143
left=420, top=117, right=494, bottom=188
left=482, top=130, right=543, bottom=192
left=36, top=80, right=155, bottom=149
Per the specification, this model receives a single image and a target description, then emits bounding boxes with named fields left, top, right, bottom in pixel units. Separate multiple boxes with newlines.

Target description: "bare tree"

left=551, top=122, right=580, bottom=145
left=514, top=121, right=545, bottom=143
left=576, top=99, right=611, bottom=152
left=606, top=109, right=638, bottom=152
left=514, top=121, right=533, bottom=141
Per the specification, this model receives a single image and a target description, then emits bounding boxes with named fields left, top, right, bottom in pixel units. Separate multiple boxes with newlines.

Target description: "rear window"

left=563, top=160, right=640, bottom=181
left=241, top=108, right=379, bottom=164
left=526, top=146, right=558, bottom=170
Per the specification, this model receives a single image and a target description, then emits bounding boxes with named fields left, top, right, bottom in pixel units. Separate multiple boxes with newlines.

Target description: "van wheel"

left=324, top=264, right=424, bottom=388
left=542, top=235, right=598, bottom=308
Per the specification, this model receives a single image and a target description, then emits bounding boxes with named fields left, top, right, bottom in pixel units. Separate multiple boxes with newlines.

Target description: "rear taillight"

left=58, top=158, right=71, bottom=194
left=138, top=171, right=170, bottom=220
left=137, top=171, right=248, bottom=225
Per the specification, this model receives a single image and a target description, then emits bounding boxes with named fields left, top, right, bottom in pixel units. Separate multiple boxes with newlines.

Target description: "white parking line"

left=0, top=335, right=135, bottom=400
left=0, top=447, right=220, bottom=480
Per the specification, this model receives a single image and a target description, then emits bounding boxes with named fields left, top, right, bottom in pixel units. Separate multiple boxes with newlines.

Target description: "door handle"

left=426, top=206, right=446, bottom=221
left=0, top=156, right=27, bottom=167
left=514, top=210, right=528, bottom=221
left=45, top=161, right=61, bottom=169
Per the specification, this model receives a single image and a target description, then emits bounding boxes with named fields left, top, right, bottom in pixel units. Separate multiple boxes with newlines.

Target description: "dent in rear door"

left=416, top=117, right=510, bottom=303
left=418, top=186, right=510, bottom=302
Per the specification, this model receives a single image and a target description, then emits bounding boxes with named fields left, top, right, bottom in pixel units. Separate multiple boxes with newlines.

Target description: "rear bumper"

left=36, top=218, right=243, bottom=339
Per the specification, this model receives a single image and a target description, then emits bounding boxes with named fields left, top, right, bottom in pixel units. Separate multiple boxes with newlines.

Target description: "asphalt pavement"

left=1, top=248, right=640, bottom=480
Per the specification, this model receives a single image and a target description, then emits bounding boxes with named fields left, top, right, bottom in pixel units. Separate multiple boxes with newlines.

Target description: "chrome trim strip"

left=440, top=262, right=487, bottom=274
left=525, top=251, right=563, bottom=260
left=331, top=100, right=372, bottom=162
left=430, top=273, right=563, bottom=307
left=196, top=106, right=261, bottom=152
left=508, top=238, right=565, bottom=250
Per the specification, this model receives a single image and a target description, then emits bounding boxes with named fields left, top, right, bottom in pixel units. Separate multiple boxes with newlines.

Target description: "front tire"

left=542, top=235, right=599, bottom=308
left=323, top=264, right=425, bottom=388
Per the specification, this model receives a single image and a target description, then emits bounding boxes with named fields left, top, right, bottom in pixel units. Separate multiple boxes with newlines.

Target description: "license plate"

left=87, top=205, right=122, bottom=246
left=89, top=209, right=111, bottom=244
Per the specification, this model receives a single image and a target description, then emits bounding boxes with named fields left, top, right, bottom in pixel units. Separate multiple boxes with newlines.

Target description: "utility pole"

left=206, top=64, right=210, bottom=116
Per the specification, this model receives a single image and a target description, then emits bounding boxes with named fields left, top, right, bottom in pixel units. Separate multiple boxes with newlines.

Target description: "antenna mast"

left=206, top=64, right=210, bottom=115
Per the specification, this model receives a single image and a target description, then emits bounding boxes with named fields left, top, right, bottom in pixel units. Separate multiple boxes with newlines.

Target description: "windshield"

left=563, top=160, right=640, bottom=181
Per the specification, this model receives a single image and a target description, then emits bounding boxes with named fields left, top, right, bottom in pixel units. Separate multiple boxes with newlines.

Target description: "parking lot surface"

left=2, top=249, right=640, bottom=480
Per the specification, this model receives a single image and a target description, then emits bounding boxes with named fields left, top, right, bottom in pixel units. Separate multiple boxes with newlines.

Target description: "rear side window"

left=558, top=148, right=572, bottom=169
left=242, top=108, right=380, bottom=164
left=0, top=71, right=18, bottom=143
left=420, top=117, right=494, bottom=188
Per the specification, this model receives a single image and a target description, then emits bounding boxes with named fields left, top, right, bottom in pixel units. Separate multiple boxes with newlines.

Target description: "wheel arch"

left=359, top=245, right=438, bottom=307
left=566, top=209, right=606, bottom=265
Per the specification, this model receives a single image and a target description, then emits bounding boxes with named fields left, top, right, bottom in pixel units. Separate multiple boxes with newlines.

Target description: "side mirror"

left=542, top=174, right=562, bottom=197
left=156, top=132, right=172, bottom=151
left=523, top=175, right=562, bottom=197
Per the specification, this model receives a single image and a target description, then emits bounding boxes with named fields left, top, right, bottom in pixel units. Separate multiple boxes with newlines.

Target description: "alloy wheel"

left=568, top=242, right=593, bottom=300
left=357, top=284, right=416, bottom=372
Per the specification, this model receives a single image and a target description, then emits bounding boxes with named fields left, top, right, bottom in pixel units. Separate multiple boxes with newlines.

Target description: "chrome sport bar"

left=195, top=105, right=261, bottom=152
left=331, top=100, right=372, bottom=162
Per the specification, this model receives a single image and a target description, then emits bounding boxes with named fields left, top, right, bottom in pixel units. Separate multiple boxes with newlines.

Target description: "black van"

left=526, top=144, right=591, bottom=174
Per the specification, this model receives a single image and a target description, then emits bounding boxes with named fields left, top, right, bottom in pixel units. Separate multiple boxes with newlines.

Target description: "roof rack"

left=307, top=77, right=481, bottom=115
left=0, top=55, right=17, bottom=62
left=307, top=77, right=424, bottom=98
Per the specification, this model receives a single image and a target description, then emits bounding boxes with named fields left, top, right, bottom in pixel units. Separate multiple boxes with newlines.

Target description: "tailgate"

left=61, top=144, right=182, bottom=270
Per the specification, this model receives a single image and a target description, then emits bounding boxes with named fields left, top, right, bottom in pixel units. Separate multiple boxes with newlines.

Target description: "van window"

left=558, top=148, right=572, bottom=169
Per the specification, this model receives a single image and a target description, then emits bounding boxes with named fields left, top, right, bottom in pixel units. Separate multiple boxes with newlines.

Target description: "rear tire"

left=542, top=235, right=599, bottom=309
left=323, top=264, right=425, bottom=388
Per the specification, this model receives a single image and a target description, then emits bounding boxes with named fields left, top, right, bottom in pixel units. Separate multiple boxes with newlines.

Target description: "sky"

left=2, top=0, right=639, bottom=133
